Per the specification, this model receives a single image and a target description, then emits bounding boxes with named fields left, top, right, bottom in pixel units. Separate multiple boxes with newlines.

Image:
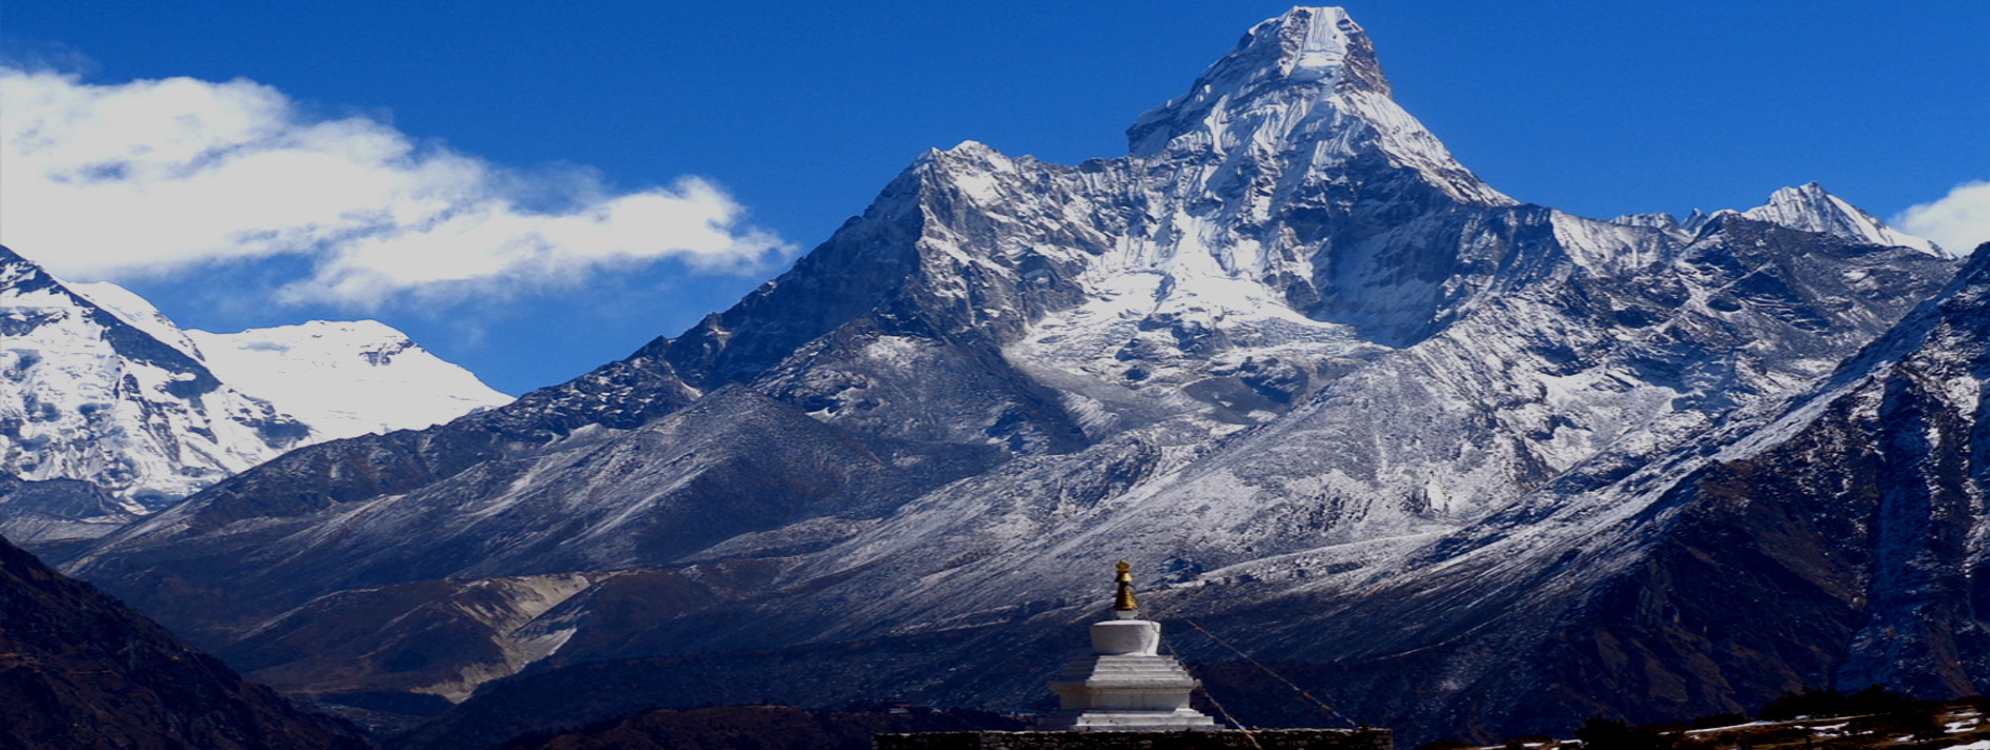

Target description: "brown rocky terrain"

left=0, top=534, right=368, bottom=750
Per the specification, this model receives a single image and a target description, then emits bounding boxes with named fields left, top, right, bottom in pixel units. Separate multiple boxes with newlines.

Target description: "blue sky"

left=5, top=1, right=1987, bottom=395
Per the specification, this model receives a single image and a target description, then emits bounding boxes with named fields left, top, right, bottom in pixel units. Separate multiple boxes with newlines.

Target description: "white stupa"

left=1038, top=561, right=1219, bottom=731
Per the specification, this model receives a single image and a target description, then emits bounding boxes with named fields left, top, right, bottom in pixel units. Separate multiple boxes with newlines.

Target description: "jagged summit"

left=1185, top=6, right=1388, bottom=98
left=1127, top=7, right=1510, bottom=206
left=1743, top=181, right=1949, bottom=257
left=62, top=9, right=1981, bottom=745
left=1612, top=182, right=1948, bottom=255
left=1269, top=6, right=1386, bottom=89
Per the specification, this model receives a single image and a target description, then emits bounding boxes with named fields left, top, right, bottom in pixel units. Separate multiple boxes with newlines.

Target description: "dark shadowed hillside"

left=491, top=705, right=1025, bottom=750
left=57, top=6, right=1983, bottom=748
left=0, top=535, right=368, bottom=750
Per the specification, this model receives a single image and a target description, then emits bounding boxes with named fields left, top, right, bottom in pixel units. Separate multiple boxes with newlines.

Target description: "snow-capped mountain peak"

left=0, top=245, right=510, bottom=508
left=65, top=284, right=509, bottom=439
left=68, top=281, right=205, bottom=360
left=1742, top=181, right=1950, bottom=257
left=186, top=320, right=511, bottom=440
left=59, top=9, right=1986, bottom=742
left=0, top=247, right=300, bottom=505
left=1125, top=7, right=1511, bottom=206
left=1223, top=6, right=1386, bottom=94
left=1610, top=184, right=1945, bottom=255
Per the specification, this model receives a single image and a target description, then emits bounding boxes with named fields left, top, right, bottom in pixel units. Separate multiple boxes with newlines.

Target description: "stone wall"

left=875, top=729, right=1392, bottom=750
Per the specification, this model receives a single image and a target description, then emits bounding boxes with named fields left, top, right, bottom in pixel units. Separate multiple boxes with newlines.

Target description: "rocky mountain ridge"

left=0, top=245, right=508, bottom=522
left=1170, top=237, right=1990, bottom=740
left=0, top=473, right=135, bottom=561
left=57, top=6, right=1976, bottom=747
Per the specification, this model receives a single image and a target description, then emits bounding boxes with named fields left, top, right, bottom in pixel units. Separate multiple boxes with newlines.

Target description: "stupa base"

left=875, top=728, right=1393, bottom=750
left=1035, top=708, right=1219, bottom=731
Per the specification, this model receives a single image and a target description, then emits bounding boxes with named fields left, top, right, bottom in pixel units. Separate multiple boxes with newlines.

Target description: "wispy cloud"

left=1895, top=181, right=1990, bottom=258
left=0, top=67, right=792, bottom=308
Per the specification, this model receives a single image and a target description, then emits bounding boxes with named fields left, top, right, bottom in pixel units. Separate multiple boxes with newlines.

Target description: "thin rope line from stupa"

left=1118, top=560, right=1363, bottom=731
left=1105, top=561, right=1257, bottom=740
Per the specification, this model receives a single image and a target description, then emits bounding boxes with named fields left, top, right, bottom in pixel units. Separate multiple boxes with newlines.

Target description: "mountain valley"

left=6, top=6, right=1986, bottom=748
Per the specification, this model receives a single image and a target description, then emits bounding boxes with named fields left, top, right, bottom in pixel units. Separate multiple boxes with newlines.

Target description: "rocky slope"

left=64, top=6, right=1975, bottom=746
left=0, top=534, right=368, bottom=749
left=0, top=245, right=507, bottom=519
left=0, top=473, right=137, bottom=561
left=1143, top=241, right=1990, bottom=742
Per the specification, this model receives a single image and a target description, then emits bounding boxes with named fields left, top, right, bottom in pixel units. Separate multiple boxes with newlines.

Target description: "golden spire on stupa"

left=1113, top=560, right=1138, bottom=614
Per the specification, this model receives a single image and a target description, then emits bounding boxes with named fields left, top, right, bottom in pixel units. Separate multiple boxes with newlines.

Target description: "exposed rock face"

left=0, top=534, right=367, bottom=750
left=1179, top=242, right=1990, bottom=743
left=63, top=6, right=1974, bottom=747
left=0, top=473, right=136, bottom=559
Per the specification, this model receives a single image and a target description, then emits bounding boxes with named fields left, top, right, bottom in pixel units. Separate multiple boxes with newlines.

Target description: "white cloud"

left=1895, top=181, right=1990, bottom=258
left=0, top=68, right=792, bottom=307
